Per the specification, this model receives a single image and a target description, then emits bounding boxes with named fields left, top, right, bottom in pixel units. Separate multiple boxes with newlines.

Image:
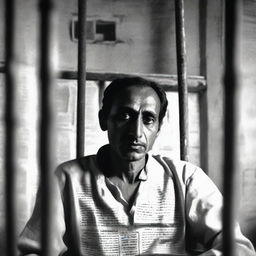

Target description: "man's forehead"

left=115, top=85, right=158, bottom=99
left=111, top=85, right=161, bottom=112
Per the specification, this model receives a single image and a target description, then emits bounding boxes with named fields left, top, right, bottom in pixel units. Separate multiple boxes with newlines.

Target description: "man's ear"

left=98, top=110, right=107, bottom=131
left=156, top=129, right=160, bottom=136
left=157, top=122, right=163, bottom=133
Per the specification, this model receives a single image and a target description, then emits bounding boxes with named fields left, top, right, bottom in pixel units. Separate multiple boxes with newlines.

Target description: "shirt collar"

left=137, top=167, right=147, bottom=181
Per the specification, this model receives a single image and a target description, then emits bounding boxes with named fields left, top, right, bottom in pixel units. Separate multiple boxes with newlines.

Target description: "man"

left=19, top=76, right=255, bottom=255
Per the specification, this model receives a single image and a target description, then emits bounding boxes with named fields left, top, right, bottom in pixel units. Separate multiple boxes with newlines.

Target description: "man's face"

left=105, top=85, right=161, bottom=162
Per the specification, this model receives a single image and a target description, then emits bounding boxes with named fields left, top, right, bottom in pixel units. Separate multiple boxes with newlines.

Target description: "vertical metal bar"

left=223, top=0, right=241, bottom=255
left=77, top=0, right=87, bottom=158
left=4, top=0, right=17, bottom=255
left=39, top=0, right=57, bottom=255
left=199, top=1, right=207, bottom=76
left=175, top=0, right=189, bottom=161
left=199, top=1, right=208, bottom=173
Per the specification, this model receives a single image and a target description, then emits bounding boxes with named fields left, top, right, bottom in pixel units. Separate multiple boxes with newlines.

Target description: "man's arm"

left=185, top=166, right=255, bottom=256
left=18, top=177, right=67, bottom=255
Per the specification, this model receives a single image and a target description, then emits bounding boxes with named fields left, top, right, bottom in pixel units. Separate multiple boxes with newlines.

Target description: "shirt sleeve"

left=185, top=166, right=255, bottom=256
left=18, top=172, right=67, bottom=256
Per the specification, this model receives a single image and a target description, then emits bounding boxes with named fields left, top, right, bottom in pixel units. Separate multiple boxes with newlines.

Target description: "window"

left=95, top=21, right=116, bottom=41
left=71, top=18, right=116, bottom=43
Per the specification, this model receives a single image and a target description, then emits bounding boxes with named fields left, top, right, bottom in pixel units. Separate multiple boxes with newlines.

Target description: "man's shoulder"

left=55, top=154, right=97, bottom=176
left=150, top=153, right=201, bottom=183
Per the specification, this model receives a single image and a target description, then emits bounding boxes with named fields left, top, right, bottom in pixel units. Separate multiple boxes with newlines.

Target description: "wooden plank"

left=58, top=71, right=206, bottom=93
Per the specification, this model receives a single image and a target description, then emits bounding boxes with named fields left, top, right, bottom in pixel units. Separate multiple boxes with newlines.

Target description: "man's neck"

left=110, top=155, right=146, bottom=183
left=97, top=145, right=147, bottom=183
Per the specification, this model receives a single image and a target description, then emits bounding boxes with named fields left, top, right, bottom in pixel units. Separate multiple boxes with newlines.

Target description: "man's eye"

left=118, top=112, right=130, bottom=120
left=143, top=116, right=155, bottom=124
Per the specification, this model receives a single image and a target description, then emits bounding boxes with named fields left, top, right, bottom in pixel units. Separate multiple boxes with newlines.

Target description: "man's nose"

left=129, top=117, right=143, bottom=139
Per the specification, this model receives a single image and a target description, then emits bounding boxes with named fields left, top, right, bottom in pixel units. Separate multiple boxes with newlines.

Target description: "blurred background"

left=0, top=0, right=256, bottom=253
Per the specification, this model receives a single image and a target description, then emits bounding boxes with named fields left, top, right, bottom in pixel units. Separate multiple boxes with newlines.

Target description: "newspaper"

left=80, top=226, right=185, bottom=256
left=77, top=180, right=186, bottom=256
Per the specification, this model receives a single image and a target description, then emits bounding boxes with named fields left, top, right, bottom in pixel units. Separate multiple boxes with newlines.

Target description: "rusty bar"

left=39, top=0, right=57, bottom=255
left=4, top=0, right=17, bottom=255
left=223, top=0, right=241, bottom=255
left=77, top=0, right=87, bottom=158
left=175, top=0, right=189, bottom=161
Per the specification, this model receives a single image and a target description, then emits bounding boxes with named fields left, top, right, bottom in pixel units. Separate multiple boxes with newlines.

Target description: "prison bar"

left=175, top=0, right=189, bottom=161
left=4, top=0, right=17, bottom=255
left=223, top=0, right=241, bottom=255
left=76, top=0, right=87, bottom=158
left=39, top=0, right=57, bottom=255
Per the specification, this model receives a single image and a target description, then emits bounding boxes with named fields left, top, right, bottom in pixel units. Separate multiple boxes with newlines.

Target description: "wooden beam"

left=58, top=71, right=206, bottom=93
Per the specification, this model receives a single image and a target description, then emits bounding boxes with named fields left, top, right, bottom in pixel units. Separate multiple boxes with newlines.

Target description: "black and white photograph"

left=0, top=0, right=256, bottom=255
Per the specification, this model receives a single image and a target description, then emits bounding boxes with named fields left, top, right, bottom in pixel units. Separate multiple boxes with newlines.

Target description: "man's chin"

left=121, top=151, right=146, bottom=162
